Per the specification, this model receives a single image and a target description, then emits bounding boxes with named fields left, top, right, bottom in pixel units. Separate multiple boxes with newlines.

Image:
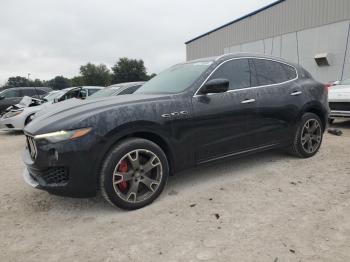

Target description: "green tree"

left=45, top=76, right=71, bottom=90
left=148, top=73, right=157, bottom=79
left=70, top=76, right=85, bottom=87
left=6, top=76, right=29, bottom=87
left=29, top=79, right=44, bottom=87
left=80, top=63, right=111, bottom=86
left=112, top=58, right=149, bottom=84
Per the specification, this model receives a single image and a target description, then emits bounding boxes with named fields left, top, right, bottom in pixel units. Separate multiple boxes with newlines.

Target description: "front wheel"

left=288, top=112, right=323, bottom=158
left=100, top=138, right=169, bottom=210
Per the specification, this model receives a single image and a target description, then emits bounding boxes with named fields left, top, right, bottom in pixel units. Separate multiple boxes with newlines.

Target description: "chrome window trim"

left=193, top=57, right=299, bottom=97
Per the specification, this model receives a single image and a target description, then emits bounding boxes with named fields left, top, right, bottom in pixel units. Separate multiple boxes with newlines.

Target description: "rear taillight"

left=324, top=83, right=331, bottom=91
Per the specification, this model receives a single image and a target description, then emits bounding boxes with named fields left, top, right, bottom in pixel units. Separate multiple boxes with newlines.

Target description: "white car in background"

left=328, top=77, right=350, bottom=123
left=0, top=86, right=103, bottom=130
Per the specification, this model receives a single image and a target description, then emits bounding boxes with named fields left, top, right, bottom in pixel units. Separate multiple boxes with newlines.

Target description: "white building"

left=185, top=0, right=350, bottom=83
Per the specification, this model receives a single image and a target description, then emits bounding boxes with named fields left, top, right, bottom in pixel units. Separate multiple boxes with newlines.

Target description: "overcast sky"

left=0, top=0, right=274, bottom=85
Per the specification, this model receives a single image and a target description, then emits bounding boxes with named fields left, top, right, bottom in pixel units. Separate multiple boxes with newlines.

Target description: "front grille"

left=26, top=135, right=38, bottom=160
left=5, top=124, right=14, bottom=129
left=329, top=102, right=350, bottom=111
left=42, top=167, right=69, bottom=185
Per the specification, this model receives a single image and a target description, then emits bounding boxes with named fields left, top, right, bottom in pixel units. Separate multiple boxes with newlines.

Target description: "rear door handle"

left=241, top=99, right=256, bottom=104
left=290, top=91, right=302, bottom=96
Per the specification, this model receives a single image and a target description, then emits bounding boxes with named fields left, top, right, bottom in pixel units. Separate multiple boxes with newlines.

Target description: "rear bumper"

left=0, top=115, right=25, bottom=130
left=330, top=110, right=350, bottom=118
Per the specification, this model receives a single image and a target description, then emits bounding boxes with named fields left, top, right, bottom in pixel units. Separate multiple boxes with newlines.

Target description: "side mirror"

left=0, top=95, right=5, bottom=100
left=200, top=79, right=229, bottom=95
left=53, top=98, right=59, bottom=103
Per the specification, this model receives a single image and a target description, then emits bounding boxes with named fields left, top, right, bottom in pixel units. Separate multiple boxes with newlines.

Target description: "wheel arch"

left=95, top=122, right=175, bottom=187
left=299, top=102, right=328, bottom=131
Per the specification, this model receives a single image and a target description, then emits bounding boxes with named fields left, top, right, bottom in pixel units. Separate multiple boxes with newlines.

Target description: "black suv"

left=22, top=53, right=329, bottom=210
left=0, top=87, right=51, bottom=114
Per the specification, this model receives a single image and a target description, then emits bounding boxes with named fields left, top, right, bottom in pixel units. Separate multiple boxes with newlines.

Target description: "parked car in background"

left=328, top=77, right=350, bottom=123
left=0, top=87, right=51, bottom=114
left=53, top=86, right=104, bottom=102
left=22, top=53, right=328, bottom=210
left=0, top=86, right=103, bottom=130
left=88, top=82, right=144, bottom=99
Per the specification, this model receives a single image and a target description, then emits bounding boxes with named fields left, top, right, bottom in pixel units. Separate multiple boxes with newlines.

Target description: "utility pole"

left=27, top=73, right=31, bottom=85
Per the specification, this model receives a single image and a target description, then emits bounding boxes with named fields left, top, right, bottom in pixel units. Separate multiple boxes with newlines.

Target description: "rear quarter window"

left=251, top=59, right=297, bottom=86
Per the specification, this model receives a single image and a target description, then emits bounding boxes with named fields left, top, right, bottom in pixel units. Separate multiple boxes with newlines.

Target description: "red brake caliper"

left=117, top=160, right=129, bottom=192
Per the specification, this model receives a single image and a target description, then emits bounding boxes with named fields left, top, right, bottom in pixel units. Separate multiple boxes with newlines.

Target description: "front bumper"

left=23, top=168, right=40, bottom=188
left=22, top=133, right=100, bottom=197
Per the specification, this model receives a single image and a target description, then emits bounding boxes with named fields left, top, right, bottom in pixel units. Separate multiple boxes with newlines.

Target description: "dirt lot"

left=0, top=122, right=349, bottom=262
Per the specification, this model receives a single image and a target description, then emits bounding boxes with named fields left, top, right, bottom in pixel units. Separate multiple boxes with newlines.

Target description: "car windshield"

left=341, top=77, right=350, bottom=85
left=43, top=91, right=64, bottom=102
left=135, top=61, right=212, bottom=94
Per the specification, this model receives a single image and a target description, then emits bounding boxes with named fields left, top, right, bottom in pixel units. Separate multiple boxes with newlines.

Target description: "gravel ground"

left=0, top=121, right=349, bottom=262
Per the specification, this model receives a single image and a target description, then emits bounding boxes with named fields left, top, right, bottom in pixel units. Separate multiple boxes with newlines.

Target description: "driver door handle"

left=241, top=99, right=256, bottom=104
left=290, top=91, right=302, bottom=96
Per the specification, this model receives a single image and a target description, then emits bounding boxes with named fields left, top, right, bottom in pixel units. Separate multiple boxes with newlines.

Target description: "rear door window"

left=250, top=59, right=297, bottom=86
left=208, top=59, right=251, bottom=90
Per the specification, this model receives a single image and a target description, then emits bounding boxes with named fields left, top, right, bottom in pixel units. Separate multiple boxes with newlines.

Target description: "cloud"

left=0, top=0, right=274, bottom=84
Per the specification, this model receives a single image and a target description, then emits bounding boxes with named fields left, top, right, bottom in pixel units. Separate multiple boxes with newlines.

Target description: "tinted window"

left=251, top=59, right=297, bottom=86
left=21, top=89, right=37, bottom=97
left=1, top=89, right=20, bottom=98
left=36, top=89, right=46, bottom=95
left=87, top=89, right=100, bottom=96
left=118, top=85, right=141, bottom=95
left=208, top=59, right=250, bottom=90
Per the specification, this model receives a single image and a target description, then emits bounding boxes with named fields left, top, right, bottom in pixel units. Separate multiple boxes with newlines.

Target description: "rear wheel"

left=289, top=112, right=323, bottom=158
left=100, top=138, right=169, bottom=210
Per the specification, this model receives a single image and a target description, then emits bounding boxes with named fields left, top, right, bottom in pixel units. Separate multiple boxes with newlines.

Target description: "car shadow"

left=0, top=130, right=23, bottom=136
left=330, top=119, right=350, bottom=129
left=24, top=149, right=290, bottom=213
left=167, top=149, right=287, bottom=193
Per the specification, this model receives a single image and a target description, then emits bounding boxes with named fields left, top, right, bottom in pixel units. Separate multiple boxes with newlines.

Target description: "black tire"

left=288, top=112, right=323, bottom=158
left=100, top=138, right=169, bottom=210
left=24, top=114, right=34, bottom=126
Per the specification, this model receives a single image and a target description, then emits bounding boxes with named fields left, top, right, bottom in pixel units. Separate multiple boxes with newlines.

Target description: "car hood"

left=25, top=94, right=169, bottom=134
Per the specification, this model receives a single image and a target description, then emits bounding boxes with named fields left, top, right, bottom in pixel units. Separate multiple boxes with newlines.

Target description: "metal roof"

left=185, top=0, right=286, bottom=44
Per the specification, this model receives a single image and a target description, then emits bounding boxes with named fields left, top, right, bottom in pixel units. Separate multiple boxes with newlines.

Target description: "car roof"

left=76, top=86, right=104, bottom=89
left=1, top=86, right=52, bottom=92
left=184, top=52, right=298, bottom=67
left=108, top=82, right=145, bottom=89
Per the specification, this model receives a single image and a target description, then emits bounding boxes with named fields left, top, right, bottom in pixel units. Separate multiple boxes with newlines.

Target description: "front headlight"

left=34, top=128, right=92, bottom=143
left=3, top=110, right=22, bottom=119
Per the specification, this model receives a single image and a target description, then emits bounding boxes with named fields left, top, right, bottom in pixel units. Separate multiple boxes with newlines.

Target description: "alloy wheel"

left=300, top=119, right=322, bottom=154
left=112, top=149, right=163, bottom=203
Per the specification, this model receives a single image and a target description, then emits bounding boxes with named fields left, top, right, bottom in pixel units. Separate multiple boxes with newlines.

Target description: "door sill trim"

left=197, top=143, right=280, bottom=165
